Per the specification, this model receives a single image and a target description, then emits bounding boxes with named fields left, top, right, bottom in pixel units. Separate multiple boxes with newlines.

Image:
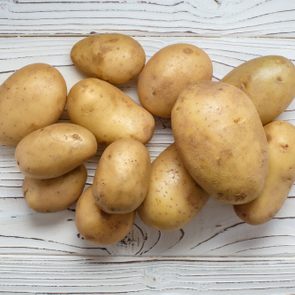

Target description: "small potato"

left=93, top=138, right=151, bottom=214
left=67, top=78, right=155, bottom=144
left=138, top=144, right=208, bottom=230
left=0, top=63, right=67, bottom=146
left=234, top=121, right=295, bottom=225
left=222, top=56, right=295, bottom=125
left=23, top=165, right=87, bottom=212
left=71, top=33, right=145, bottom=84
left=15, top=123, right=97, bottom=179
left=138, top=43, right=212, bottom=118
left=75, top=187, right=135, bottom=245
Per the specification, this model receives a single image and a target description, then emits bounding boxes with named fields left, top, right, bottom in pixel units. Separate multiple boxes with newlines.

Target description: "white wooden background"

left=1, top=0, right=295, bottom=294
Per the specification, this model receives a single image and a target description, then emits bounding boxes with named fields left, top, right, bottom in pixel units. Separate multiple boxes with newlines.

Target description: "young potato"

left=234, top=121, right=295, bottom=225
left=76, top=187, right=135, bottom=245
left=138, top=144, right=208, bottom=230
left=71, top=33, right=145, bottom=84
left=23, top=165, right=87, bottom=213
left=172, top=81, right=268, bottom=205
left=222, top=56, right=295, bottom=125
left=0, top=63, right=67, bottom=146
left=15, top=123, right=97, bottom=179
left=93, top=138, right=151, bottom=214
left=137, top=43, right=212, bottom=118
left=67, top=78, right=155, bottom=144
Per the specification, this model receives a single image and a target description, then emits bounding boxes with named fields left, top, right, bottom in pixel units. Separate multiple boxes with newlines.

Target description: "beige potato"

left=172, top=81, right=268, bottom=204
left=138, top=144, right=208, bottom=230
left=222, top=55, right=295, bottom=125
left=15, top=123, right=97, bottom=179
left=0, top=63, right=67, bottom=146
left=67, top=78, right=155, bottom=144
left=93, top=138, right=151, bottom=214
left=234, top=121, right=295, bottom=225
left=71, top=33, right=145, bottom=84
left=23, top=165, right=87, bottom=212
left=137, top=43, right=212, bottom=118
left=75, top=187, right=135, bottom=245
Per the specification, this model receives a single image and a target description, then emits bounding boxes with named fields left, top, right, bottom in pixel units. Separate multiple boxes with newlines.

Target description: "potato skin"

left=137, top=43, right=212, bottom=118
left=234, top=121, right=295, bottom=225
left=138, top=144, right=208, bottom=230
left=0, top=63, right=67, bottom=146
left=222, top=55, right=295, bottom=125
left=172, top=81, right=268, bottom=204
left=67, top=78, right=155, bottom=144
left=75, top=187, right=135, bottom=245
left=93, top=139, right=151, bottom=214
left=15, top=123, right=97, bottom=179
left=23, top=165, right=87, bottom=212
left=71, top=33, right=146, bottom=84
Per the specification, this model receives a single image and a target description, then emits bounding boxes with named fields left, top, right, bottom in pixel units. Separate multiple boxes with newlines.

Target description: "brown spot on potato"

left=276, top=76, right=283, bottom=82
left=280, top=143, right=289, bottom=150
left=72, top=133, right=82, bottom=141
left=233, top=117, right=241, bottom=123
left=183, top=48, right=193, bottom=54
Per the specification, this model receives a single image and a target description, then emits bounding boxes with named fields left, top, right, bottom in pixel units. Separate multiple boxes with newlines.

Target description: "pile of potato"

left=0, top=33, right=295, bottom=245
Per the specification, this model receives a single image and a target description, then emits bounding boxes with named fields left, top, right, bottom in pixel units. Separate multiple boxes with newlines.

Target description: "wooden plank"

left=0, top=0, right=295, bottom=37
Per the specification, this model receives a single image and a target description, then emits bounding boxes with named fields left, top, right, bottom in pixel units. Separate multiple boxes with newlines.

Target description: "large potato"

left=15, top=123, right=97, bottom=179
left=76, top=187, right=135, bottom=245
left=137, top=43, right=212, bottom=118
left=0, top=63, right=67, bottom=146
left=67, top=78, right=155, bottom=144
left=234, top=121, right=295, bottom=225
left=93, top=138, right=151, bottom=214
left=138, top=144, right=208, bottom=230
left=23, top=165, right=87, bottom=212
left=172, top=81, right=268, bottom=204
left=222, top=56, right=295, bottom=125
left=71, top=33, right=145, bottom=84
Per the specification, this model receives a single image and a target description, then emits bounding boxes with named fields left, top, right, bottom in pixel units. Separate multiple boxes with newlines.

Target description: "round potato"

left=0, top=63, right=67, bottom=146
left=67, top=78, right=155, bottom=144
left=23, top=165, right=87, bottom=212
left=172, top=81, right=268, bottom=204
left=234, top=121, right=295, bottom=225
left=137, top=43, right=212, bottom=118
left=75, top=187, right=135, bottom=245
left=138, top=144, right=208, bottom=230
left=222, top=55, right=295, bottom=125
left=15, top=123, right=97, bottom=179
left=71, top=33, right=146, bottom=84
left=93, top=138, right=151, bottom=214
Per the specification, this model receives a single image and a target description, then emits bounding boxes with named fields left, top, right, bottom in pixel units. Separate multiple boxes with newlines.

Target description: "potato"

left=92, top=138, right=151, bottom=214
left=0, top=63, right=67, bottom=146
left=75, top=187, right=135, bottom=245
left=67, top=78, right=155, bottom=144
left=137, top=43, right=212, bottom=118
left=222, top=56, right=295, bottom=125
left=138, top=144, right=208, bottom=230
left=71, top=33, right=145, bottom=84
left=234, top=121, right=295, bottom=225
left=172, top=81, right=268, bottom=204
left=15, top=123, right=97, bottom=179
left=23, top=165, right=87, bottom=212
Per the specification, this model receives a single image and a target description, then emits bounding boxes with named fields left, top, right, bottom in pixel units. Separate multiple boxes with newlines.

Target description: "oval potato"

left=15, top=123, right=97, bottom=179
left=0, top=63, right=67, bottom=146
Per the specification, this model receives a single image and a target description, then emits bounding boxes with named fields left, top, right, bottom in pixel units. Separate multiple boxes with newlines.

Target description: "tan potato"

left=234, top=121, right=295, bottom=225
left=23, top=165, right=87, bottom=212
left=75, top=187, right=135, bottom=245
left=92, top=138, right=151, bottom=214
left=172, top=81, right=268, bottom=204
left=138, top=144, right=208, bottom=230
left=222, top=56, right=295, bottom=125
left=137, top=43, right=212, bottom=118
left=0, top=63, right=67, bottom=146
left=71, top=33, right=145, bottom=84
left=67, top=78, right=155, bottom=144
left=15, top=123, right=97, bottom=179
